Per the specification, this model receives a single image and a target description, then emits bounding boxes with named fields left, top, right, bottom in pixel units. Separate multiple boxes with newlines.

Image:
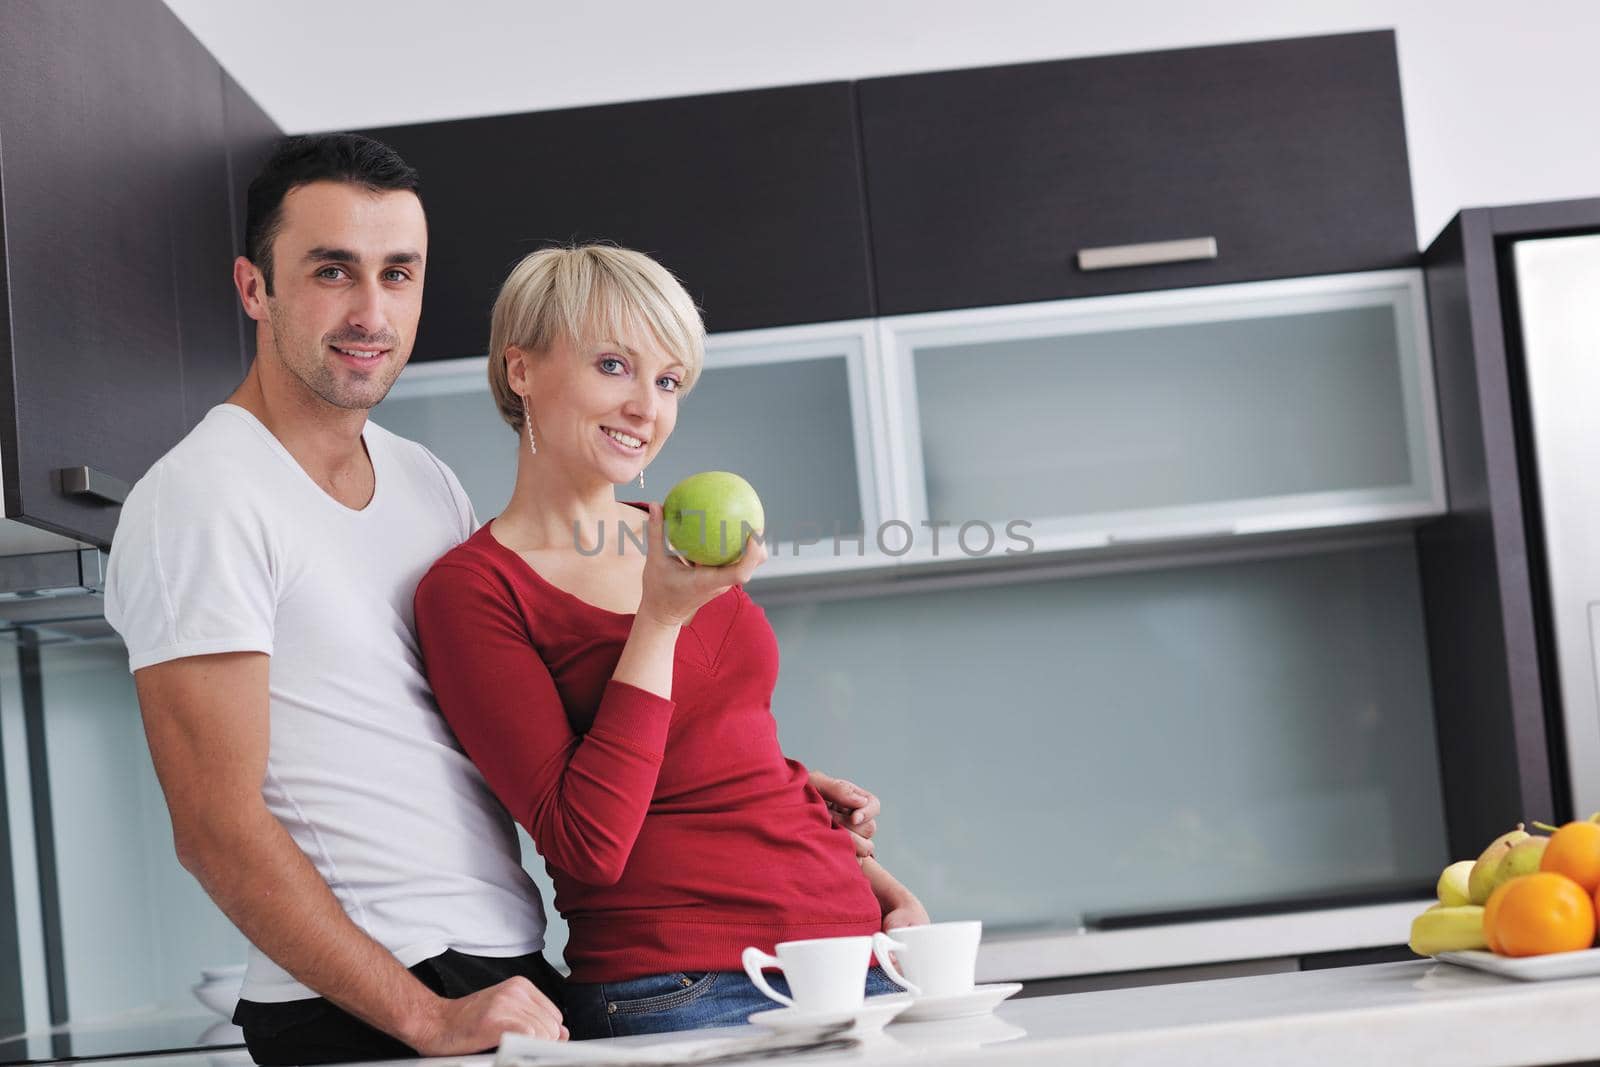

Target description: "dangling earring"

left=637, top=468, right=645, bottom=489
left=523, top=404, right=537, bottom=455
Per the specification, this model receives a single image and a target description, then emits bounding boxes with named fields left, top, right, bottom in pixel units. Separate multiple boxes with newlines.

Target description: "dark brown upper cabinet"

left=1418, top=198, right=1600, bottom=859
left=357, top=81, right=875, bottom=360
left=858, top=31, right=1418, bottom=316
left=0, top=0, right=279, bottom=548
left=223, top=70, right=286, bottom=364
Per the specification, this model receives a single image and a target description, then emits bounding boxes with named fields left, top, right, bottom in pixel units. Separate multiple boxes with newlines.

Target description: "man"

left=104, top=134, right=880, bottom=1065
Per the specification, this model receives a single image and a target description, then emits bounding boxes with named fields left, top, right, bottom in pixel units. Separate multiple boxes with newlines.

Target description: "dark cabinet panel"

left=0, top=727, right=20, bottom=1037
left=1417, top=199, right=1600, bottom=858
left=358, top=82, right=874, bottom=358
left=173, top=48, right=247, bottom=433
left=222, top=71, right=283, bottom=365
left=0, top=0, right=190, bottom=546
left=0, top=0, right=272, bottom=547
left=859, top=31, right=1418, bottom=315
left=1417, top=211, right=1549, bottom=861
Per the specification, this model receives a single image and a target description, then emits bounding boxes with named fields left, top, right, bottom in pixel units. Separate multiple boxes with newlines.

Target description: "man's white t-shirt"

left=104, top=404, right=546, bottom=1003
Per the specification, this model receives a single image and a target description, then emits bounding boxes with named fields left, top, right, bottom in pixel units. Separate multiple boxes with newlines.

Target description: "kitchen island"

left=28, top=960, right=1600, bottom=1067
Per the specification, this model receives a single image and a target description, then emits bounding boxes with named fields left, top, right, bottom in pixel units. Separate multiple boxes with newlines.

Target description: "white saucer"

left=895, top=982, right=1023, bottom=1022
left=748, top=994, right=914, bottom=1035
left=1438, top=947, right=1600, bottom=981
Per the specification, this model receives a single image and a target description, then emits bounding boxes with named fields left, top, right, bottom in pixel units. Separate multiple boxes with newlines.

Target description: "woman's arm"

left=414, top=505, right=767, bottom=887
left=860, top=856, right=930, bottom=932
left=415, top=563, right=675, bottom=886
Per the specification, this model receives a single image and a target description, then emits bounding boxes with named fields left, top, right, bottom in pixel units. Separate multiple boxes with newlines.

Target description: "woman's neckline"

left=484, top=500, right=650, bottom=618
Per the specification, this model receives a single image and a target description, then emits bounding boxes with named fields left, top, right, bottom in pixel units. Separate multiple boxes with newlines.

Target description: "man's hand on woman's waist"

left=808, top=769, right=880, bottom=858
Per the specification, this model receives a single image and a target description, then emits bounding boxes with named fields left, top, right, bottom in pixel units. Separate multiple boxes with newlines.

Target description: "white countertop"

left=977, top=899, right=1424, bottom=981
left=52, top=958, right=1600, bottom=1067
left=962, top=958, right=1600, bottom=1065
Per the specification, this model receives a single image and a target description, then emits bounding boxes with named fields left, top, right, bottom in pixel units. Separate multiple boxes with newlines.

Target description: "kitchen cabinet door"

left=859, top=31, right=1416, bottom=315
left=221, top=71, right=284, bottom=366
left=372, top=320, right=889, bottom=579
left=0, top=0, right=192, bottom=547
left=640, top=321, right=890, bottom=577
left=1418, top=198, right=1600, bottom=861
left=0, top=0, right=263, bottom=548
left=877, top=269, right=1443, bottom=565
left=172, top=43, right=250, bottom=433
left=357, top=81, right=874, bottom=359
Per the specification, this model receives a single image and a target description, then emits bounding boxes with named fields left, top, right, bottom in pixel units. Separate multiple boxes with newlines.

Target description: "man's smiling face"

left=260, top=180, right=427, bottom=410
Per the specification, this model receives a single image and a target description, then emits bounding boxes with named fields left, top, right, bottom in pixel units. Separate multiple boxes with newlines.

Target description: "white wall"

left=162, top=0, right=1599, bottom=249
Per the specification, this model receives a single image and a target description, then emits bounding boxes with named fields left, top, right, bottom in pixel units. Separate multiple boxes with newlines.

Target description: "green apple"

left=663, top=472, right=765, bottom=566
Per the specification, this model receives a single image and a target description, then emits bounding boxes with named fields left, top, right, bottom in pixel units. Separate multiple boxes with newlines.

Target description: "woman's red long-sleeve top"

left=412, top=519, right=880, bottom=982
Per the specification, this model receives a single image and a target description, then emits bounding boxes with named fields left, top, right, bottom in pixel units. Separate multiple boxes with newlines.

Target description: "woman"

left=412, top=245, right=927, bottom=1039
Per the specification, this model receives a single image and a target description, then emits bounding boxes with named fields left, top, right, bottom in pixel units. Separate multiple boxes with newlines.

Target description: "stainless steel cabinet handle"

left=59, top=466, right=129, bottom=506
left=1077, top=236, right=1219, bottom=272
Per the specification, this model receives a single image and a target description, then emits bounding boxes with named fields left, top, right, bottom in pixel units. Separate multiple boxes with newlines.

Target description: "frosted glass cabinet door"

left=648, top=322, right=886, bottom=576
left=372, top=321, right=885, bottom=578
left=878, top=270, right=1444, bottom=559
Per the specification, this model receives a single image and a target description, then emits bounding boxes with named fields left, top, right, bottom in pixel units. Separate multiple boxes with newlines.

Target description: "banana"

left=1409, top=905, right=1488, bottom=956
left=1469, top=825, right=1530, bottom=904
left=1437, top=860, right=1475, bottom=907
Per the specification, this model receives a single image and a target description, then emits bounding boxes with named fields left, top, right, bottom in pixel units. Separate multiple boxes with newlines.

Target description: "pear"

left=1468, top=824, right=1530, bottom=904
left=1436, top=860, right=1475, bottom=907
left=1409, top=905, right=1489, bottom=956
left=1492, top=836, right=1549, bottom=888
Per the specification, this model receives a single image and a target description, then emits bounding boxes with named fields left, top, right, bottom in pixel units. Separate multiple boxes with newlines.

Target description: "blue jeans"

left=565, top=966, right=902, bottom=1040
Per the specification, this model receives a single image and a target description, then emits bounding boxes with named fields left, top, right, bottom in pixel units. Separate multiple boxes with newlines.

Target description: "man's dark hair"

left=245, top=133, right=422, bottom=294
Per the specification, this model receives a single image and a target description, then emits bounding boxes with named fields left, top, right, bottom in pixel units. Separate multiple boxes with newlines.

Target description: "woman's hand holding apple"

left=637, top=502, right=767, bottom=628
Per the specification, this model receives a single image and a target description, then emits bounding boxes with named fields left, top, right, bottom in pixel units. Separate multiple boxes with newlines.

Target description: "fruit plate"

left=1437, top=947, right=1600, bottom=981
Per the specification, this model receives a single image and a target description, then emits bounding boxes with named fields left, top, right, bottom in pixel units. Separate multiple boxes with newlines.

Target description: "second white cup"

left=871, top=920, right=982, bottom=998
left=741, top=933, right=912, bottom=1013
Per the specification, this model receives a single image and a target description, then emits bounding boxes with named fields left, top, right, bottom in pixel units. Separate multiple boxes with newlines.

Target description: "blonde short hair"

left=487, top=244, right=705, bottom=430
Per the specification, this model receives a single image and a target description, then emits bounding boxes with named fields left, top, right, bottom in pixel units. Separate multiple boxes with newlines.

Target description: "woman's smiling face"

left=521, top=330, right=686, bottom=486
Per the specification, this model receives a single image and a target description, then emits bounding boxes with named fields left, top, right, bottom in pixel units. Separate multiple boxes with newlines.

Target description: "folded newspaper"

left=494, top=1024, right=858, bottom=1067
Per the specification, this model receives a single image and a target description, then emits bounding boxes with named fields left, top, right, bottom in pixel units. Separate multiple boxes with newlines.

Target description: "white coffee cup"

left=741, top=933, right=911, bottom=1013
left=871, top=921, right=982, bottom=998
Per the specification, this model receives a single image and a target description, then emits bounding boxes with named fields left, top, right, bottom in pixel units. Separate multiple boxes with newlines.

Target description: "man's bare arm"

left=861, top=857, right=929, bottom=932
left=135, top=652, right=564, bottom=1052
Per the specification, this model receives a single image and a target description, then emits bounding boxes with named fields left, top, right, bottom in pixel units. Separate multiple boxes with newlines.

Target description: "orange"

left=1541, top=821, right=1600, bottom=892
left=1493, top=872, right=1596, bottom=957
left=1483, top=880, right=1513, bottom=954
